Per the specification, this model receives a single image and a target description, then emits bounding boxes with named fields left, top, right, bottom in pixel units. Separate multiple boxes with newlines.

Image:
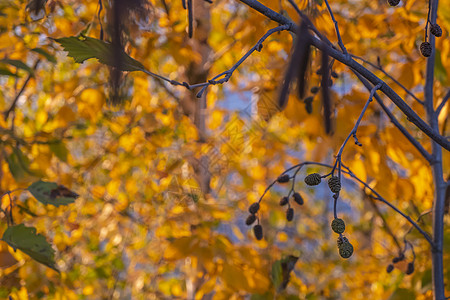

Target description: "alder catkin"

left=293, top=192, right=304, bottom=205
left=386, top=264, right=394, bottom=273
left=249, top=202, right=260, bottom=214
left=279, top=196, right=289, bottom=206
left=305, top=173, right=322, bottom=186
left=420, top=42, right=432, bottom=57
left=310, top=86, right=320, bottom=94
left=245, top=214, right=256, bottom=226
left=430, top=24, right=442, bottom=37
left=331, top=218, right=346, bottom=234
left=328, top=176, right=341, bottom=193
left=277, top=174, right=290, bottom=183
left=286, top=208, right=294, bottom=221
left=405, top=262, right=415, bottom=275
left=253, top=224, right=263, bottom=240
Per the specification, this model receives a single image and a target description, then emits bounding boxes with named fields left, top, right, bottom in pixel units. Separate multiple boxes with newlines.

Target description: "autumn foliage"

left=0, top=0, right=449, bottom=299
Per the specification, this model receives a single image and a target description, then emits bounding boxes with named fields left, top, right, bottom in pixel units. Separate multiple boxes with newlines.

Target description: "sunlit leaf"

left=53, top=36, right=146, bottom=71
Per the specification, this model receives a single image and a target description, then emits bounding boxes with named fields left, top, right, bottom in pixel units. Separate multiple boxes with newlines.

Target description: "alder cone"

left=328, top=176, right=341, bottom=193
left=387, top=0, right=400, bottom=6
left=420, top=42, right=432, bottom=57
left=331, top=218, right=345, bottom=234
left=253, top=224, right=263, bottom=240
left=339, top=242, right=354, bottom=259
left=430, top=24, right=442, bottom=37
left=305, top=173, right=321, bottom=186
left=337, top=236, right=349, bottom=248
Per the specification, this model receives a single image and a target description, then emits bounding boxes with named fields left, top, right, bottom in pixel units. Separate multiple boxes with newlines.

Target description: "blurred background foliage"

left=0, top=0, right=448, bottom=298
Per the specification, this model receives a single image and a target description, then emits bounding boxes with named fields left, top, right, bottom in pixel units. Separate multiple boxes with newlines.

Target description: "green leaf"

left=271, top=260, right=283, bottom=290
left=4, top=148, right=31, bottom=181
left=388, top=288, right=415, bottom=300
left=49, top=141, right=68, bottom=162
left=31, top=47, right=56, bottom=63
left=0, top=59, right=33, bottom=74
left=28, top=180, right=78, bottom=207
left=1, top=224, right=58, bottom=271
left=53, top=36, right=146, bottom=71
left=0, top=68, right=19, bottom=77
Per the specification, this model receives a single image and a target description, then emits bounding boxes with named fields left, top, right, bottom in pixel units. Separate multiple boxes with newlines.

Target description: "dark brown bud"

left=331, top=71, right=338, bottom=78
left=430, top=24, right=442, bottom=37
left=286, top=208, right=294, bottom=221
left=245, top=214, right=256, bottom=226
left=386, top=264, right=394, bottom=273
left=253, top=224, right=263, bottom=240
left=277, top=174, right=290, bottom=183
left=305, top=173, right=322, bottom=186
left=249, top=202, right=260, bottom=214
left=331, top=218, right=346, bottom=234
left=310, top=86, right=320, bottom=94
left=405, top=262, right=414, bottom=275
left=293, top=192, right=304, bottom=205
left=420, top=42, right=432, bottom=57
left=388, top=0, right=400, bottom=6
left=279, top=196, right=289, bottom=206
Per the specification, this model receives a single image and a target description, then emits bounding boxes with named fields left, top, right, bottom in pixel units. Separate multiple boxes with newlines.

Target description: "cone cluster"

left=328, top=176, right=341, bottom=193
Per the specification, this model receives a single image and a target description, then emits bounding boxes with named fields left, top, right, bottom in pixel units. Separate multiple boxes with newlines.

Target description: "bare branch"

left=323, top=0, right=347, bottom=54
left=196, top=24, right=290, bottom=98
left=352, top=71, right=434, bottom=163
left=336, top=83, right=382, bottom=158
left=351, top=55, right=424, bottom=105
left=436, top=90, right=449, bottom=117
left=238, top=0, right=450, bottom=151
left=4, top=60, right=41, bottom=121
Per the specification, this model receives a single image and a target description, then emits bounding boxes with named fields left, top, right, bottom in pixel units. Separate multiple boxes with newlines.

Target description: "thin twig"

left=352, top=71, right=434, bottom=163
left=323, top=0, right=347, bottom=54
left=367, top=195, right=402, bottom=251
left=351, top=55, right=424, bottom=105
left=196, top=24, right=290, bottom=97
left=336, top=83, right=382, bottom=158
left=436, top=90, right=449, bottom=117
left=4, top=60, right=41, bottom=120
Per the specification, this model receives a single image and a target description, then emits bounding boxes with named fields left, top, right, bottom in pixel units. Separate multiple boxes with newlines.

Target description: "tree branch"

left=261, top=161, right=434, bottom=246
left=352, top=71, right=434, bottom=163
left=323, top=0, right=347, bottom=54
left=435, top=90, right=449, bottom=117
left=351, top=55, right=424, bottom=105
left=238, top=0, right=450, bottom=151
left=3, top=60, right=41, bottom=121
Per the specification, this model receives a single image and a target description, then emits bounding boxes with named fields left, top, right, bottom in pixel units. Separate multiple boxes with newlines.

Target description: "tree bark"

left=424, top=0, right=445, bottom=298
